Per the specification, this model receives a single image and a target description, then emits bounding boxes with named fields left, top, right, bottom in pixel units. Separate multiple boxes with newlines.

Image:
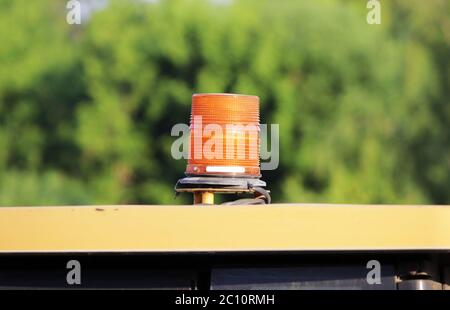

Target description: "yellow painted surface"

left=0, top=204, right=449, bottom=253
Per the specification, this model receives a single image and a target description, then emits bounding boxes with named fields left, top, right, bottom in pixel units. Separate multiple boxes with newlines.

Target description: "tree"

left=0, top=0, right=448, bottom=205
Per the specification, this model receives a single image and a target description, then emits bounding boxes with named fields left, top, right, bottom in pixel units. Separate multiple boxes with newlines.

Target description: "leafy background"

left=0, top=0, right=448, bottom=205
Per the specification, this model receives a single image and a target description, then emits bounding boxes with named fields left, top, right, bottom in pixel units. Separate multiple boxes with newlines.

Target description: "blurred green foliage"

left=0, top=0, right=448, bottom=205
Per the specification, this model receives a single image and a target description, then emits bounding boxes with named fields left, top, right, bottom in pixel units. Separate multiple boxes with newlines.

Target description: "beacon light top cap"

left=192, top=93, right=259, bottom=98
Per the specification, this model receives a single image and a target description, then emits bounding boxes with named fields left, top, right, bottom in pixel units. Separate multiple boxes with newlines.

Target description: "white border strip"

left=206, top=166, right=245, bottom=173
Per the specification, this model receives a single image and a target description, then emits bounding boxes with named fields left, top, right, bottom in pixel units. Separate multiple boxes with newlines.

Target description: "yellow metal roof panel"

left=0, top=204, right=449, bottom=253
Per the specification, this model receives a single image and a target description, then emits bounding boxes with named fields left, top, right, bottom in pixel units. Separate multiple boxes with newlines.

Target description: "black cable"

left=252, top=186, right=271, bottom=204
left=221, top=186, right=271, bottom=205
left=221, top=198, right=266, bottom=205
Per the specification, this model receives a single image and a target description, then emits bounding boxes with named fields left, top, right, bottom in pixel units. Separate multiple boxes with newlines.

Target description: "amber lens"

left=186, top=93, right=260, bottom=177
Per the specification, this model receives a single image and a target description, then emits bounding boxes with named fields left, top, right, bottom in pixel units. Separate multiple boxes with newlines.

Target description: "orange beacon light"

left=175, top=93, right=269, bottom=205
left=186, top=93, right=261, bottom=178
